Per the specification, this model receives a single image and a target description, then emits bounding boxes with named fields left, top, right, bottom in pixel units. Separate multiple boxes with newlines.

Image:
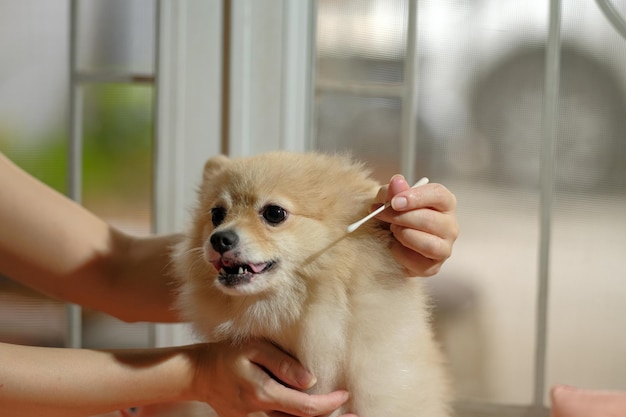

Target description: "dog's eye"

left=211, top=207, right=227, bottom=227
left=262, top=205, right=287, bottom=225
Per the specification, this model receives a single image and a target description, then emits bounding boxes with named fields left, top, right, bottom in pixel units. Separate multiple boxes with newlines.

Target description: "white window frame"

left=152, top=0, right=315, bottom=345
left=152, top=0, right=225, bottom=346
left=227, top=0, right=315, bottom=156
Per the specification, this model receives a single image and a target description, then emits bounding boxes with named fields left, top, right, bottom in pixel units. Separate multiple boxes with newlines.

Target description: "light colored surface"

left=434, top=180, right=626, bottom=404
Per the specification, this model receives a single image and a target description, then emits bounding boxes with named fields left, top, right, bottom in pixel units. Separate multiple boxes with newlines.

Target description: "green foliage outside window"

left=0, top=85, right=153, bottom=204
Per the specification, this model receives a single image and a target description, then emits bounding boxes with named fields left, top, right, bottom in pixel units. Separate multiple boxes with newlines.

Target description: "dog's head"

left=182, top=152, right=384, bottom=298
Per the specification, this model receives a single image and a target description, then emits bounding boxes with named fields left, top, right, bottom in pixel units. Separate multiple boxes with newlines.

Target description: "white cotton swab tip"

left=346, top=177, right=429, bottom=233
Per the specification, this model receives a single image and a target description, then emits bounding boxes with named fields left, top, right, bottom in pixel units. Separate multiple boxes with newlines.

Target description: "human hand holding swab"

left=346, top=177, right=430, bottom=233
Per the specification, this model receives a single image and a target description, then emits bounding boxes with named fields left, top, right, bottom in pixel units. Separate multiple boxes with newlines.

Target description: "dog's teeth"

left=238, top=267, right=244, bottom=274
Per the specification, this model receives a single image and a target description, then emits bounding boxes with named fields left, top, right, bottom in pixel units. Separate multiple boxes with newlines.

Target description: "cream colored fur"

left=173, top=152, right=451, bottom=417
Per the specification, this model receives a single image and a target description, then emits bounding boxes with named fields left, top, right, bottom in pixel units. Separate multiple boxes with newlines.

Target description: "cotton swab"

left=346, top=177, right=429, bottom=233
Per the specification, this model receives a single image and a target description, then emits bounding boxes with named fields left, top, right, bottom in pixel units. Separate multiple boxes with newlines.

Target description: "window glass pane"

left=438, top=1, right=548, bottom=403
left=314, top=93, right=436, bottom=184
left=316, top=0, right=407, bottom=84
left=316, top=0, right=626, bottom=408
left=81, top=84, right=153, bottom=235
left=0, top=279, right=67, bottom=347
left=315, top=94, right=402, bottom=183
left=315, top=0, right=552, bottom=405
left=80, top=83, right=154, bottom=348
left=1, top=1, right=155, bottom=349
left=76, top=0, right=156, bottom=74
left=0, top=0, right=69, bottom=347
left=545, top=0, right=626, bottom=396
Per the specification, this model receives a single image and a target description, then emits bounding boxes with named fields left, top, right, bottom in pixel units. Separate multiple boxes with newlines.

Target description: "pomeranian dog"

left=173, top=152, right=451, bottom=417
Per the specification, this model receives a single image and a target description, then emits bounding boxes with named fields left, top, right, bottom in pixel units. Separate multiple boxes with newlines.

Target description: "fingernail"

left=391, top=196, right=408, bottom=210
left=299, top=373, right=317, bottom=389
left=391, top=174, right=406, bottom=185
left=340, top=390, right=350, bottom=401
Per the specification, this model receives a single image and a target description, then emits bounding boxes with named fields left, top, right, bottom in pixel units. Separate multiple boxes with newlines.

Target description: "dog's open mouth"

left=213, top=259, right=276, bottom=287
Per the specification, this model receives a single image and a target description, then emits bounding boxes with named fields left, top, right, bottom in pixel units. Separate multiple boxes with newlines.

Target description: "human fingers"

left=206, top=340, right=350, bottom=417
left=378, top=182, right=459, bottom=257
left=259, top=383, right=350, bottom=417
left=388, top=226, right=450, bottom=277
left=387, top=207, right=457, bottom=272
left=269, top=412, right=357, bottom=417
left=389, top=182, right=457, bottom=214
left=376, top=178, right=458, bottom=219
left=247, top=339, right=316, bottom=390
left=385, top=206, right=459, bottom=243
left=247, top=341, right=353, bottom=415
left=391, top=216, right=453, bottom=259
left=373, top=178, right=458, bottom=276
left=375, top=174, right=410, bottom=205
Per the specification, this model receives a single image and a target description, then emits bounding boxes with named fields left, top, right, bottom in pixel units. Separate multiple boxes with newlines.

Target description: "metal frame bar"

left=152, top=0, right=225, bottom=347
left=315, top=79, right=404, bottom=99
left=280, top=0, right=316, bottom=152
left=66, top=0, right=83, bottom=349
left=152, top=0, right=186, bottom=238
left=596, top=0, right=626, bottom=39
left=228, top=0, right=253, bottom=157
left=534, top=0, right=561, bottom=411
left=400, top=0, right=419, bottom=184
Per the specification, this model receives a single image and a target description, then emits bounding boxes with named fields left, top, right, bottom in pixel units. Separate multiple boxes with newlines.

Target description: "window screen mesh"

left=314, top=0, right=626, bottom=407
left=546, top=0, right=626, bottom=397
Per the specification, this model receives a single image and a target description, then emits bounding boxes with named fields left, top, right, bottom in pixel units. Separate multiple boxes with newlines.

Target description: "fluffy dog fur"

left=173, top=152, right=451, bottom=417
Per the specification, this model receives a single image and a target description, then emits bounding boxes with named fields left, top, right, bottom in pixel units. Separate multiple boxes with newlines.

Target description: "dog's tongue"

left=214, top=257, right=268, bottom=274
left=248, top=262, right=268, bottom=273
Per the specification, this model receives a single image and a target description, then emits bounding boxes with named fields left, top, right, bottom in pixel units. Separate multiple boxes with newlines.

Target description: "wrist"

left=104, top=344, right=202, bottom=405
left=179, top=343, right=213, bottom=403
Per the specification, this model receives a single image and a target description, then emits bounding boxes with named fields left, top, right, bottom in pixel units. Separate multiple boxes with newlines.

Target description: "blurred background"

left=0, top=0, right=625, bottom=414
left=314, top=0, right=626, bottom=407
left=0, top=0, right=156, bottom=349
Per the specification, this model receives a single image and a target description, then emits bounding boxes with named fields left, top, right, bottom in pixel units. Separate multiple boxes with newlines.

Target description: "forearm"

left=0, top=153, right=181, bottom=322
left=0, top=342, right=198, bottom=417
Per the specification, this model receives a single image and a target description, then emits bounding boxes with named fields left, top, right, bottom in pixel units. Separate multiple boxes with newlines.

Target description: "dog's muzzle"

left=208, top=229, right=277, bottom=289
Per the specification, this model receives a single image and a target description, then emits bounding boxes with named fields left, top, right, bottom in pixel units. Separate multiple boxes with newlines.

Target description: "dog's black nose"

left=210, top=230, right=239, bottom=254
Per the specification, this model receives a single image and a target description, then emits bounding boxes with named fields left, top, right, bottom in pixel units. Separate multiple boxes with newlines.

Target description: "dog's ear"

left=203, top=155, right=230, bottom=182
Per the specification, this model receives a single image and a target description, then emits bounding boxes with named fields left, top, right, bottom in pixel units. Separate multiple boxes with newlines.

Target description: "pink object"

left=551, top=384, right=626, bottom=417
